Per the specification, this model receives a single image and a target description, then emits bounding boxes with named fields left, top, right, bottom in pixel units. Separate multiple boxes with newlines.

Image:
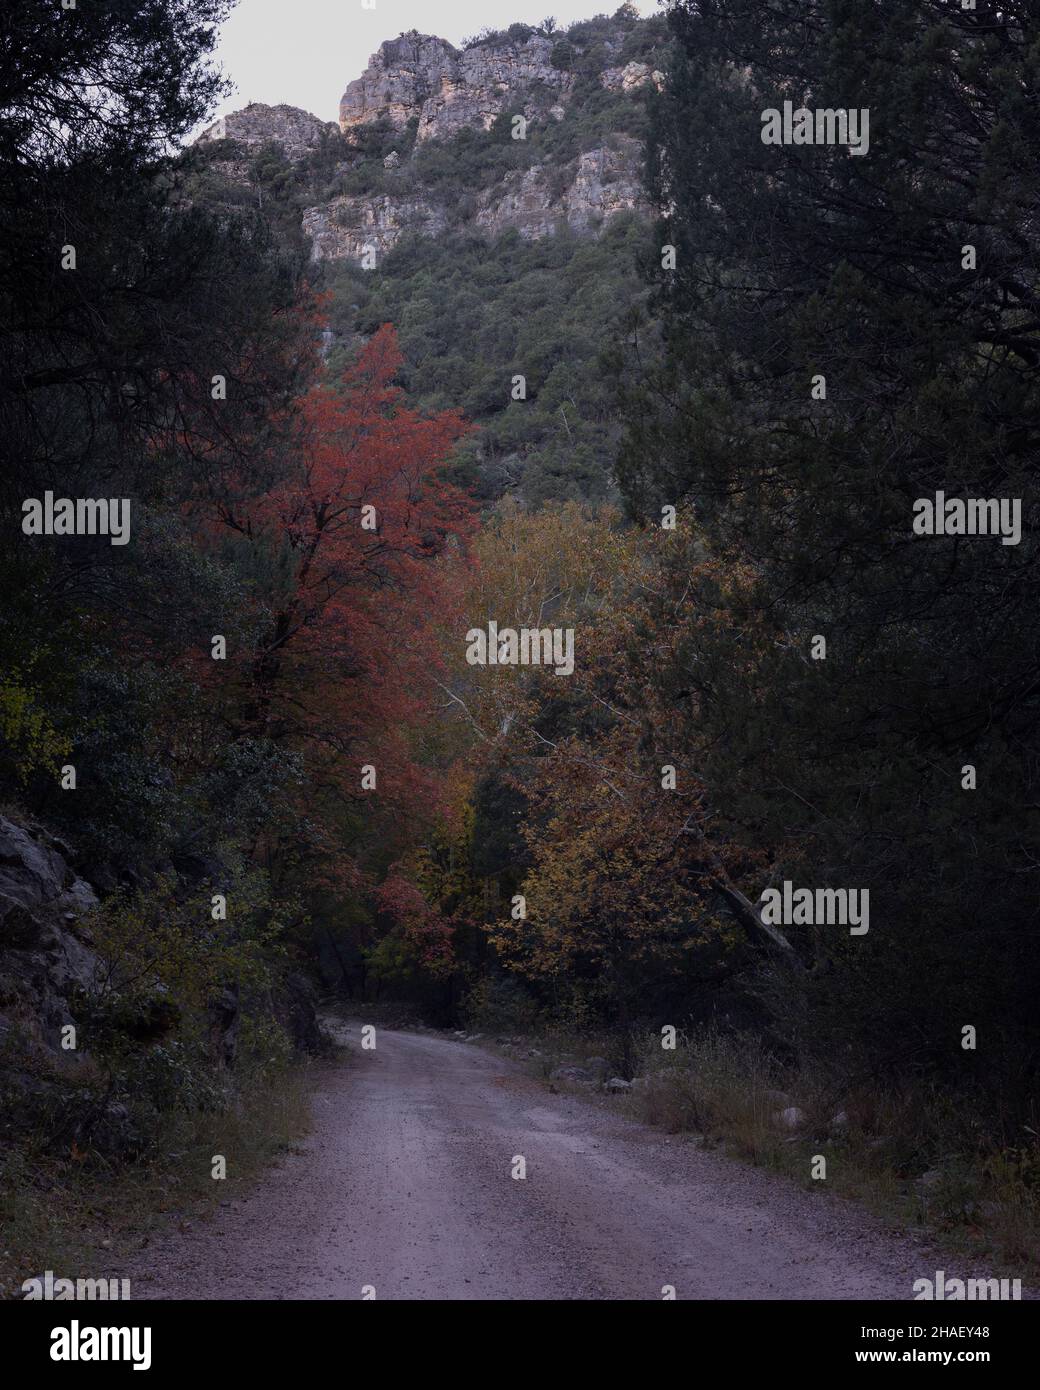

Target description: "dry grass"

left=524, top=1024, right=1040, bottom=1282
left=0, top=1056, right=316, bottom=1301
left=628, top=1030, right=1040, bottom=1279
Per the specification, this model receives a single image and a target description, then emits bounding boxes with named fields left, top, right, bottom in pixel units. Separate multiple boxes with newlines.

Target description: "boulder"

left=0, top=815, right=102, bottom=1048
left=0, top=816, right=70, bottom=903
left=550, top=1065, right=592, bottom=1083
left=600, top=62, right=665, bottom=95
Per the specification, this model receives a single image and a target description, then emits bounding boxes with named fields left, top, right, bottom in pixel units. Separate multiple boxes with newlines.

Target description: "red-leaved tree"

left=216, top=323, right=475, bottom=868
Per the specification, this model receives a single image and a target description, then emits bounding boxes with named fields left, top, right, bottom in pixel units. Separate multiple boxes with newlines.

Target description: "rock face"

left=198, top=103, right=339, bottom=160
left=601, top=61, right=665, bottom=95
left=339, top=32, right=573, bottom=143
left=201, top=24, right=661, bottom=263
left=303, top=191, right=449, bottom=263
left=302, top=136, right=644, bottom=263
left=475, top=139, right=644, bottom=241
left=0, top=815, right=322, bottom=1069
left=273, top=971, right=325, bottom=1055
left=0, top=815, right=101, bottom=1052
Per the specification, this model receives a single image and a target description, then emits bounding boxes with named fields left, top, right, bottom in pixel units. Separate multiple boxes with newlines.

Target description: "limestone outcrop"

left=339, top=32, right=574, bottom=143
left=195, top=22, right=663, bottom=262
left=197, top=103, right=339, bottom=160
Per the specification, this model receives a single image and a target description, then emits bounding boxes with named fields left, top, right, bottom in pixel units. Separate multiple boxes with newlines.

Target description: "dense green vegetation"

left=326, top=217, right=649, bottom=504
left=186, top=7, right=670, bottom=505
left=614, top=0, right=1040, bottom=1116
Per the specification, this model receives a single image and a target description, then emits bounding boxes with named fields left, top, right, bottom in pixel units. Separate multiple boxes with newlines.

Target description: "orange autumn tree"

left=475, top=512, right=786, bottom=1022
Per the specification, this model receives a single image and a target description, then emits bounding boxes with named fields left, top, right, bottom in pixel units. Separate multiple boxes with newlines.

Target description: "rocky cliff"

left=338, top=31, right=662, bottom=141
left=0, top=813, right=321, bottom=1160
left=302, top=136, right=644, bottom=262
left=195, top=18, right=666, bottom=264
left=199, top=102, right=339, bottom=159
left=0, top=815, right=100, bottom=1055
left=339, top=32, right=569, bottom=142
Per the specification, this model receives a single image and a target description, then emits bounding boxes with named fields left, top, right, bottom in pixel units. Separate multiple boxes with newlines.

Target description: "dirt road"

left=129, top=1022, right=941, bottom=1300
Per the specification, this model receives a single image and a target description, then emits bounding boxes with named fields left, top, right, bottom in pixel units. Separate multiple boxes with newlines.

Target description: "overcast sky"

left=205, top=0, right=658, bottom=126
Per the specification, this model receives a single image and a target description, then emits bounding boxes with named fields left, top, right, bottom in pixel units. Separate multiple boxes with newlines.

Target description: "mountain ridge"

left=194, top=13, right=667, bottom=260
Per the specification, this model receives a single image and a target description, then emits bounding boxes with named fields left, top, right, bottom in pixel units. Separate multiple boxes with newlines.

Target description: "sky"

left=204, top=0, right=658, bottom=127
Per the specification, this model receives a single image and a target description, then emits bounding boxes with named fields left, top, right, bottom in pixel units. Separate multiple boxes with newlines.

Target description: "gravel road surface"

left=128, top=1022, right=955, bottom=1300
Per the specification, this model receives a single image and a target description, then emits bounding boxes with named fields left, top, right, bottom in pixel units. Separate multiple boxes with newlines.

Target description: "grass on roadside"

left=0, top=1055, right=318, bottom=1301
left=500, top=1021, right=1040, bottom=1283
